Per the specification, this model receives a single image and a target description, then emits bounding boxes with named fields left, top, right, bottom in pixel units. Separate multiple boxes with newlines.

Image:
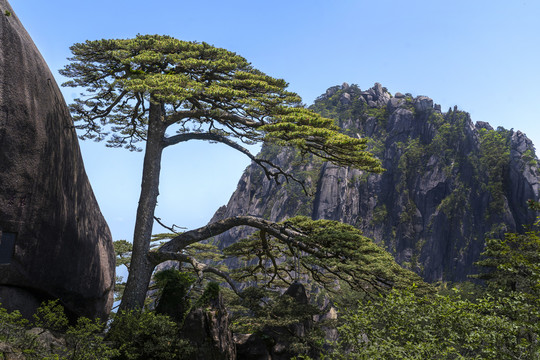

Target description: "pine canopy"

left=60, top=34, right=382, bottom=172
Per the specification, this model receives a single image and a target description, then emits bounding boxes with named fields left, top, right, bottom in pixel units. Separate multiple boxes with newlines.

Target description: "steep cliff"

left=0, top=0, right=115, bottom=319
left=211, top=83, right=540, bottom=283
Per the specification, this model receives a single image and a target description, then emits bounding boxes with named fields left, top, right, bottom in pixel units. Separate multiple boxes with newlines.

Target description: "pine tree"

left=60, top=35, right=383, bottom=310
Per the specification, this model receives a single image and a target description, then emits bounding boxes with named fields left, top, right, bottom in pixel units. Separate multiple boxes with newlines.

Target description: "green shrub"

left=33, top=299, right=69, bottom=332
left=195, top=282, right=220, bottom=308
left=0, top=303, right=61, bottom=359
left=66, top=317, right=119, bottom=360
left=107, top=310, right=193, bottom=360
left=329, top=287, right=538, bottom=359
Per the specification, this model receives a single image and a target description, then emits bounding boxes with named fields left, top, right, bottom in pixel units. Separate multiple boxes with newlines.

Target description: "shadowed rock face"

left=0, top=0, right=115, bottom=319
left=180, top=294, right=237, bottom=360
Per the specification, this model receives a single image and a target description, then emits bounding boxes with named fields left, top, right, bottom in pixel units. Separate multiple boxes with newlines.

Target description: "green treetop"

left=61, top=35, right=380, bottom=171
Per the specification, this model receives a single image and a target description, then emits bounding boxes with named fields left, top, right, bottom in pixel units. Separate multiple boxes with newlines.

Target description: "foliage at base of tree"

left=0, top=300, right=119, bottom=360
left=106, top=310, right=194, bottom=360
left=0, top=305, right=52, bottom=359
left=66, top=317, right=120, bottom=360
left=0, top=300, right=196, bottom=360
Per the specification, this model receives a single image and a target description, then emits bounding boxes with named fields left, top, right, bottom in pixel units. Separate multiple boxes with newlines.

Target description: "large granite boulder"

left=0, top=0, right=115, bottom=319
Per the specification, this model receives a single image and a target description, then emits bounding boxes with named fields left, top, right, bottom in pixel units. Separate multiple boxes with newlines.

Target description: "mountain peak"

left=212, top=83, right=540, bottom=283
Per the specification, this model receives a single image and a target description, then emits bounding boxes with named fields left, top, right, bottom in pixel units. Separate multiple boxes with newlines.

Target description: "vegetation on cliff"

left=212, top=83, right=539, bottom=284
left=317, top=218, right=540, bottom=359
left=1, top=212, right=538, bottom=358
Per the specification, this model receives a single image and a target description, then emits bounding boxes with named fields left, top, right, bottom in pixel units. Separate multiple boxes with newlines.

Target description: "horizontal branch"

left=163, top=132, right=254, bottom=154
left=158, top=216, right=304, bottom=254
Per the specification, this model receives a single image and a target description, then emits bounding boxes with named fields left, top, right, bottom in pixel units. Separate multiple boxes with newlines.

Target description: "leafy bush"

left=33, top=299, right=69, bottom=331
left=328, top=287, right=538, bottom=359
left=66, top=317, right=119, bottom=360
left=194, top=281, right=220, bottom=308
left=107, top=310, right=194, bottom=360
left=0, top=304, right=46, bottom=358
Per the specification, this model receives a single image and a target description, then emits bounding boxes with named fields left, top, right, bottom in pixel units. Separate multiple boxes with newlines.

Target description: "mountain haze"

left=211, top=83, right=540, bottom=283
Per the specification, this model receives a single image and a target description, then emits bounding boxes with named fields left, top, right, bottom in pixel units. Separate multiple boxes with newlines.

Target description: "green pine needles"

left=60, top=34, right=382, bottom=173
left=224, top=216, right=429, bottom=295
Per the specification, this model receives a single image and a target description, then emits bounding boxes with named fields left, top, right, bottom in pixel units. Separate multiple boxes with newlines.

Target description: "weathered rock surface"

left=0, top=0, right=115, bottom=319
left=180, top=294, right=236, bottom=360
left=212, top=83, right=540, bottom=283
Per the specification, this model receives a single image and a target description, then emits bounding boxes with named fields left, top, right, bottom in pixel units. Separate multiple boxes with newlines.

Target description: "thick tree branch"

left=158, top=216, right=304, bottom=254
left=163, top=131, right=251, bottom=150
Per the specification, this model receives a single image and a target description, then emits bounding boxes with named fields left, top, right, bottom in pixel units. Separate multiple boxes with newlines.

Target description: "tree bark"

left=158, top=216, right=304, bottom=253
left=119, top=101, right=166, bottom=311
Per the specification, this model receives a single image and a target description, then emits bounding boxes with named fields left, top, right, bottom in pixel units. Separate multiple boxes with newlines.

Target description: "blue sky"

left=9, top=0, right=540, bottom=243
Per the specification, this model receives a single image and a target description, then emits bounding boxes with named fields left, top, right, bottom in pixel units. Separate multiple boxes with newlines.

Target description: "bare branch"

left=163, top=132, right=312, bottom=194
left=154, top=216, right=186, bottom=234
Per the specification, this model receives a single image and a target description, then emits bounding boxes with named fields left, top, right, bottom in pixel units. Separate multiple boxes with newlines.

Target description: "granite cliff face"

left=0, top=0, right=115, bottom=319
left=212, top=83, right=540, bottom=283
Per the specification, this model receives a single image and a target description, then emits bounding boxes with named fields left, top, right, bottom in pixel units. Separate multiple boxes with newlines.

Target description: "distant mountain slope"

left=211, top=83, right=540, bottom=283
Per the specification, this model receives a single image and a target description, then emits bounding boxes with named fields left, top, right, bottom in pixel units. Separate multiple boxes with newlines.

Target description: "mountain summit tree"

left=60, top=35, right=383, bottom=311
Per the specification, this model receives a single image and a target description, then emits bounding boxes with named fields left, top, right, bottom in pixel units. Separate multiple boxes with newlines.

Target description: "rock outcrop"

left=0, top=327, right=68, bottom=360
left=0, top=0, right=115, bottom=319
left=180, top=294, right=236, bottom=360
left=211, top=83, right=540, bottom=283
left=235, top=282, right=315, bottom=360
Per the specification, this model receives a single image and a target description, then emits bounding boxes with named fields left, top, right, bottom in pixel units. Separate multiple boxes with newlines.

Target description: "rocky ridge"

left=211, top=83, right=540, bottom=283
